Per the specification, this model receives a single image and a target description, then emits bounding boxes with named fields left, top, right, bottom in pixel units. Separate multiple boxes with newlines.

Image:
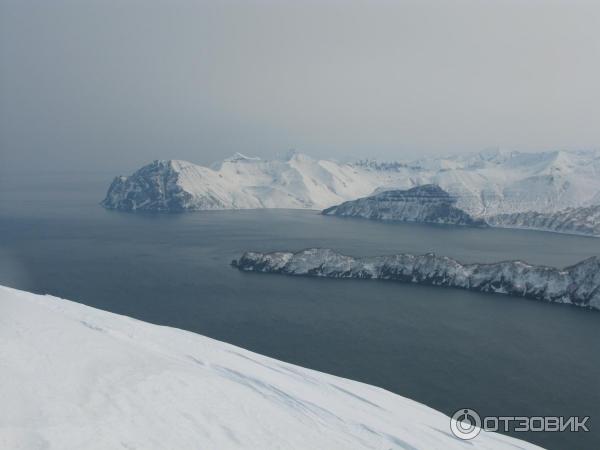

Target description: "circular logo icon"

left=450, top=408, right=481, bottom=440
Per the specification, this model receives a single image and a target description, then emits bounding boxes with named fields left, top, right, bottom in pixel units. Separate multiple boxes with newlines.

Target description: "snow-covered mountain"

left=101, top=152, right=383, bottom=211
left=322, top=184, right=487, bottom=227
left=233, top=248, right=600, bottom=310
left=487, top=205, right=600, bottom=237
left=0, top=285, right=543, bottom=450
left=354, top=148, right=600, bottom=216
left=102, top=149, right=600, bottom=216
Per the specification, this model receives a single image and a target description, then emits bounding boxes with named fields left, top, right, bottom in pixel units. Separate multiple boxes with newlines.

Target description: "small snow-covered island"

left=0, top=285, right=543, bottom=450
left=322, top=184, right=487, bottom=227
left=232, top=248, right=600, bottom=310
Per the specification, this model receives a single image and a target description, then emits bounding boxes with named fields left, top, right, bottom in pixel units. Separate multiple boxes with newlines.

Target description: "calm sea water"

left=1, top=172, right=600, bottom=450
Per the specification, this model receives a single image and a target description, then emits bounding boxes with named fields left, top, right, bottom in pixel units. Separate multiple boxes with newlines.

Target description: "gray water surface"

left=1, top=172, right=599, bottom=450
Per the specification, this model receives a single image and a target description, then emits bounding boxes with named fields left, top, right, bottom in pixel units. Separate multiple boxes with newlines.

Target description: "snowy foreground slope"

left=102, top=149, right=600, bottom=216
left=0, top=286, right=543, bottom=450
left=322, top=185, right=487, bottom=227
left=233, top=249, right=600, bottom=310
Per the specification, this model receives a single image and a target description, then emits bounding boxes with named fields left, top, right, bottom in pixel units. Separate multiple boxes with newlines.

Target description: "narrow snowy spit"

left=232, top=248, right=600, bottom=310
left=0, top=285, right=543, bottom=450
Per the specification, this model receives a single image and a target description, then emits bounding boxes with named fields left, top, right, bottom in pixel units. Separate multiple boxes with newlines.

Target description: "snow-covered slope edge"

left=322, top=185, right=487, bottom=227
left=486, top=205, right=600, bottom=237
left=0, top=285, right=543, bottom=450
left=233, top=249, right=600, bottom=310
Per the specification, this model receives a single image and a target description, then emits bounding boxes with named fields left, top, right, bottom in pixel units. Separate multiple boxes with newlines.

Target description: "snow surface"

left=0, top=285, right=544, bottom=450
left=102, top=149, right=600, bottom=216
left=233, top=249, right=600, bottom=310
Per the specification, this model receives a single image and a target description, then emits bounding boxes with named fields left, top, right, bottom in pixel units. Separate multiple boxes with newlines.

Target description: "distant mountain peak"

left=224, top=152, right=261, bottom=163
left=282, top=149, right=313, bottom=162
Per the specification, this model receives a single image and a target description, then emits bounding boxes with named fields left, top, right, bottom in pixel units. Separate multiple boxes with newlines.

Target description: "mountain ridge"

left=102, top=149, right=600, bottom=217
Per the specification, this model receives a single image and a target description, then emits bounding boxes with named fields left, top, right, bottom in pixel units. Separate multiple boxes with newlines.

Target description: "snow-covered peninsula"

left=232, top=249, right=600, bottom=310
left=0, top=285, right=543, bottom=450
left=322, top=184, right=487, bottom=227
left=487, top=205, right=600, bottom=237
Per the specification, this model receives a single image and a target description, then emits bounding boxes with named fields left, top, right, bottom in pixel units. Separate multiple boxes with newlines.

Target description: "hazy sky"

left=1, top=0, right=600, bottom=172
